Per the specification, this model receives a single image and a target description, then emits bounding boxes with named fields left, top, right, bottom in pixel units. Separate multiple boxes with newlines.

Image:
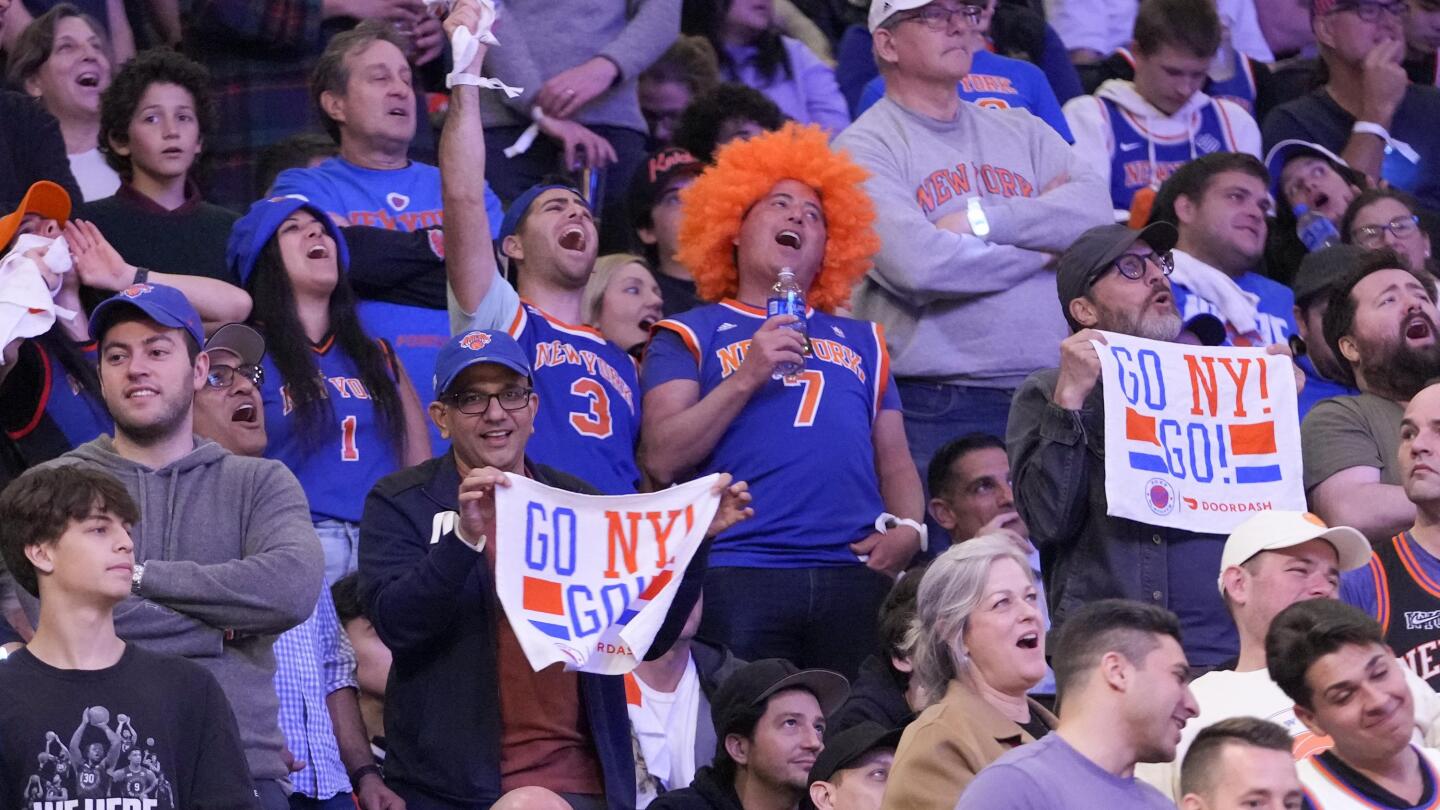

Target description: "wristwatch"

left=130, top=563, right=145, bottom=595
left=349, top=763, right=384, bottom=786
left=966, top=197, right=991, bottom=239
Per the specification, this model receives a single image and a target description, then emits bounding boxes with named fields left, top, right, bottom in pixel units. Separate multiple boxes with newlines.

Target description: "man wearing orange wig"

left=640, top=123, right=925, bottom=680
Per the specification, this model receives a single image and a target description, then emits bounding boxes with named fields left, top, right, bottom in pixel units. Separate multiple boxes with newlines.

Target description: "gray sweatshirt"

left=479, top=0, right=680, bottom=133
left=24, top=436, right=324, bottom=781
left=834, top=96, right=1111, bottom=387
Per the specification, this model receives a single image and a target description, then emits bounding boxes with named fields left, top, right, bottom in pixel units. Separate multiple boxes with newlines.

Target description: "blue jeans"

left=897, top=380, right=1017, bottom=555
left=314, top=519, right=361, bottom=586
left=700, top=565, right=894, bottom=681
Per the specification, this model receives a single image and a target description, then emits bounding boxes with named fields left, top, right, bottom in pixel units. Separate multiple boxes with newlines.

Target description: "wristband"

left=349, top=763, right=384, bottom=786
left=1353, top=121, right=1421, bottom=164
left=131, top=266, right=149, bottom=285
left=874, top=513, right=929, bottom=553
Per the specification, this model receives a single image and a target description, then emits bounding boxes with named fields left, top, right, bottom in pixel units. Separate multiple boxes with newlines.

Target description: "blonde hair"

left=912, top=534, right=1035, bottom=708
left=583, top=253, right=651, bottom=327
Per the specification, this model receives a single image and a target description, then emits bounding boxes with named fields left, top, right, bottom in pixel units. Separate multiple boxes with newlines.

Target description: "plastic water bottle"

left=1294, top=203, right=1341, bottom=252
left=767, top=268, right=807, bottom=380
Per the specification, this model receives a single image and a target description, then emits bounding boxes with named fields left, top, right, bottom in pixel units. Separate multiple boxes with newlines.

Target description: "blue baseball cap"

left=1264, top=139, right=1349, bottom=198
left=497, top=183, right=589, bottom=245
left=433, top=329, right=532, bottom=397
left=226, top=195, right=351, bottom=286
left=89, top=283, right=205, bottom=346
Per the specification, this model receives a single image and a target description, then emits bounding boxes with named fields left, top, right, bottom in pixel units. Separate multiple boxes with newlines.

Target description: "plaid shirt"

left=273, top=586, right=359, bottom=800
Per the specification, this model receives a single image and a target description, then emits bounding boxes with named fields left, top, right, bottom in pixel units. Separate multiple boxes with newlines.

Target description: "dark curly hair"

left=673, top=82, right=786, bottom=164
left=99, top=49, right=215, bottom=178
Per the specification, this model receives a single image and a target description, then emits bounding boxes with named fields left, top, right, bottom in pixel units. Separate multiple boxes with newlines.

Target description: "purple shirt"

left=955, top=733, right=1175, bottom=810
left=723, top=37, right=850, bottom=133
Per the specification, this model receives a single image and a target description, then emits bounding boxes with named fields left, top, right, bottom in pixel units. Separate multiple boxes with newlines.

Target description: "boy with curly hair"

left=82, top=49, right=238, bottom=290
left=639, top=123, right=926, bottom=680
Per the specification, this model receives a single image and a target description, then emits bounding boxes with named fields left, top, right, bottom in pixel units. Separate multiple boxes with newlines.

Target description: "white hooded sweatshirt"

left=1062, top=79, right=1261, bottom=219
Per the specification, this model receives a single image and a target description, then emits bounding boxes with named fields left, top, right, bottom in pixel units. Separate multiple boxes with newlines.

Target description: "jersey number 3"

left=569, top=378, right=614, bottom=439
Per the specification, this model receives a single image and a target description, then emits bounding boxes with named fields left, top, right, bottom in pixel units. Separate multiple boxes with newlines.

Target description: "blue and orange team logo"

left=1146, top=478, right=1177, bottom=516
left=120, top=283, right=154, bottom=298
left=461, top=331, right=491, bottom=351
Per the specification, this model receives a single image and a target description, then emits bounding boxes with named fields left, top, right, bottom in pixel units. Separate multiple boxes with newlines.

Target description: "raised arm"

left=65, top=220, right=252, bottom=328
left=441, top=12, right=504, bottom=323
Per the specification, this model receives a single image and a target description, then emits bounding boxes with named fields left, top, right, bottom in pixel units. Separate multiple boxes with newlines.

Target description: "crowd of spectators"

left=5, top=0, right=1440, bottom=807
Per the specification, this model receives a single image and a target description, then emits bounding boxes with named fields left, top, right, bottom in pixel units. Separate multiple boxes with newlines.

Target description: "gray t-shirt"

left=1300, top=392, right=1404, bottom=491
left=955, top=732, right=1174, bottom=810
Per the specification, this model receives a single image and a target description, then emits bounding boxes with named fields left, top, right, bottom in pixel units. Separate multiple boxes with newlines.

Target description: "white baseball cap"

left=1216, top=510, right=1372, bottom=595
left=868, top=0, right=934, bottom=32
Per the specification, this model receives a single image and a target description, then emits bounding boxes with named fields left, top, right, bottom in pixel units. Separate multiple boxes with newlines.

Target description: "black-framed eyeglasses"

left=1329, top=0, right=1409, bottom=20
left=1091, top=251, right=1175, bottom=286
left=446, top=388, right=533, bottom=414
left=894, top=3, right=985, bottom=30
left=1353, top=214, right=1421, bottom=248
left=206, top=363, right=264, bottom=389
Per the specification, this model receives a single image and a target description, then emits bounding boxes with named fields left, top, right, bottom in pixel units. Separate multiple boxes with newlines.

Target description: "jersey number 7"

left=784, top=370, right=825, bottom=427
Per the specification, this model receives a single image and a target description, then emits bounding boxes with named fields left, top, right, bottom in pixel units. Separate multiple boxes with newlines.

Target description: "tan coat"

left=879, top=679, right=1057, bottom=810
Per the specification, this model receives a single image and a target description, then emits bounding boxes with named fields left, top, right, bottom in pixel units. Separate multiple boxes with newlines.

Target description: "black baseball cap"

left=628, top=147, right=704, bottom=231
left=1293, top=244, right=1370, bottom=309
left=711, top=659, right=850, bottom=742
left=807, top=722, right=903, bottom=787
left=1056, top=222, right=1179, bottom=328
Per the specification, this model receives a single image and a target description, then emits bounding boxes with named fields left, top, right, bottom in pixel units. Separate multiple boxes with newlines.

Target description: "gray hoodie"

left=835, top=96, right=1111, bottom=387
left=25, top=435, right=323, bottom=781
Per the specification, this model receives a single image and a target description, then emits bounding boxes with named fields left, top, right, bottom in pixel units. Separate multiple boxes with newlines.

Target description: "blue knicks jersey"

left=260, top=336, right=404, bottom=522
left=269, top=157, right=501, bottom=235
left=3, top=339, right=111, bottom=462
left=507, top=302, right=641, bottom=495
left=1205, top=50, right=1258, bottom=116
left=1104, top=97, right=1240, bottom=210
left=644, top=300, right=901, bottom=568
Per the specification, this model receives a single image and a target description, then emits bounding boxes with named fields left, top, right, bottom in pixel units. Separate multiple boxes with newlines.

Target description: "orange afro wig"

left=676, top=122, right=879, bottom=313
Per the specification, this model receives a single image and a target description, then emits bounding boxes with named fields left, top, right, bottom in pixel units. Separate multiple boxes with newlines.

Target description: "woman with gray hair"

left=881, top=534, right=1056, bottom=810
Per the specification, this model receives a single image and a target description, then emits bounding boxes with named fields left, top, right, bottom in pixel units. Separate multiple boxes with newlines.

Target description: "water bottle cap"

left=1293, top=203, right=1309, bottom=215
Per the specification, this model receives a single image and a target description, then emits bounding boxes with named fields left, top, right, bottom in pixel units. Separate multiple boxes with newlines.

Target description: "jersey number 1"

left=341, top=415, right=359, bottom=461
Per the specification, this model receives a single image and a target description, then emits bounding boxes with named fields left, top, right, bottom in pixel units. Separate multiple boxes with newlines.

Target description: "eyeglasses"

left=1329, top=0, right=1409, bottom=20
left=894, top=3, right=985, bottom=30
left=206, top=363, right=264, bottom=389
left=1092, top=251, right=1175, bottom=286
left=1353, top=214, right=1421, bottom=247
left=446, top=388, right=533, bottom=414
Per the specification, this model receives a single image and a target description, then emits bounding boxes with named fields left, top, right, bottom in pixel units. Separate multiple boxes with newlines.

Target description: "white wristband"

left=874, top=513, right=929, bottom=554
left=1353, top=120, right=1421, bottom=164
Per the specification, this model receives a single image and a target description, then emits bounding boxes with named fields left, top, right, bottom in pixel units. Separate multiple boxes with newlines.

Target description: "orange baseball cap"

left=0, top=181, right=72, bottom=251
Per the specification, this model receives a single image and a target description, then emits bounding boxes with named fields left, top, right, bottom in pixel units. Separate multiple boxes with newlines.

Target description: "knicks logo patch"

left=461, top=331, right=492, bottom=350
left=386, top=192, right=411, bottom=211
left=120, top=283, right=154, bottom=298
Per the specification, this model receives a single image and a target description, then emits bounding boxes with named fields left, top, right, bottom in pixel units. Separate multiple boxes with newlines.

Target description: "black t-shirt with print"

left=0, top=644, right=258, bottom=809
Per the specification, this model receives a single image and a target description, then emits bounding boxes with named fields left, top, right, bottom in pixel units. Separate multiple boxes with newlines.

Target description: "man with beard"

left=1340, top=382, right=1440, bottom=690
left=20, top=284, right=323, bottom=810
left=1303, top=248, right=1440, bottom=542
left=1268, top=598, right=1440, bottom=809
left=1291, top=245, right=1364, bottom=419
left=1009, top=221, right=1285, bottom=668
left=1149, top=152, right=1297, bottom=348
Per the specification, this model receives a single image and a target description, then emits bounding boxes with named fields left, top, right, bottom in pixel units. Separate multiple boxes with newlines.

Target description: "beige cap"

left=1216, top=510, right=1372, bottom=595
